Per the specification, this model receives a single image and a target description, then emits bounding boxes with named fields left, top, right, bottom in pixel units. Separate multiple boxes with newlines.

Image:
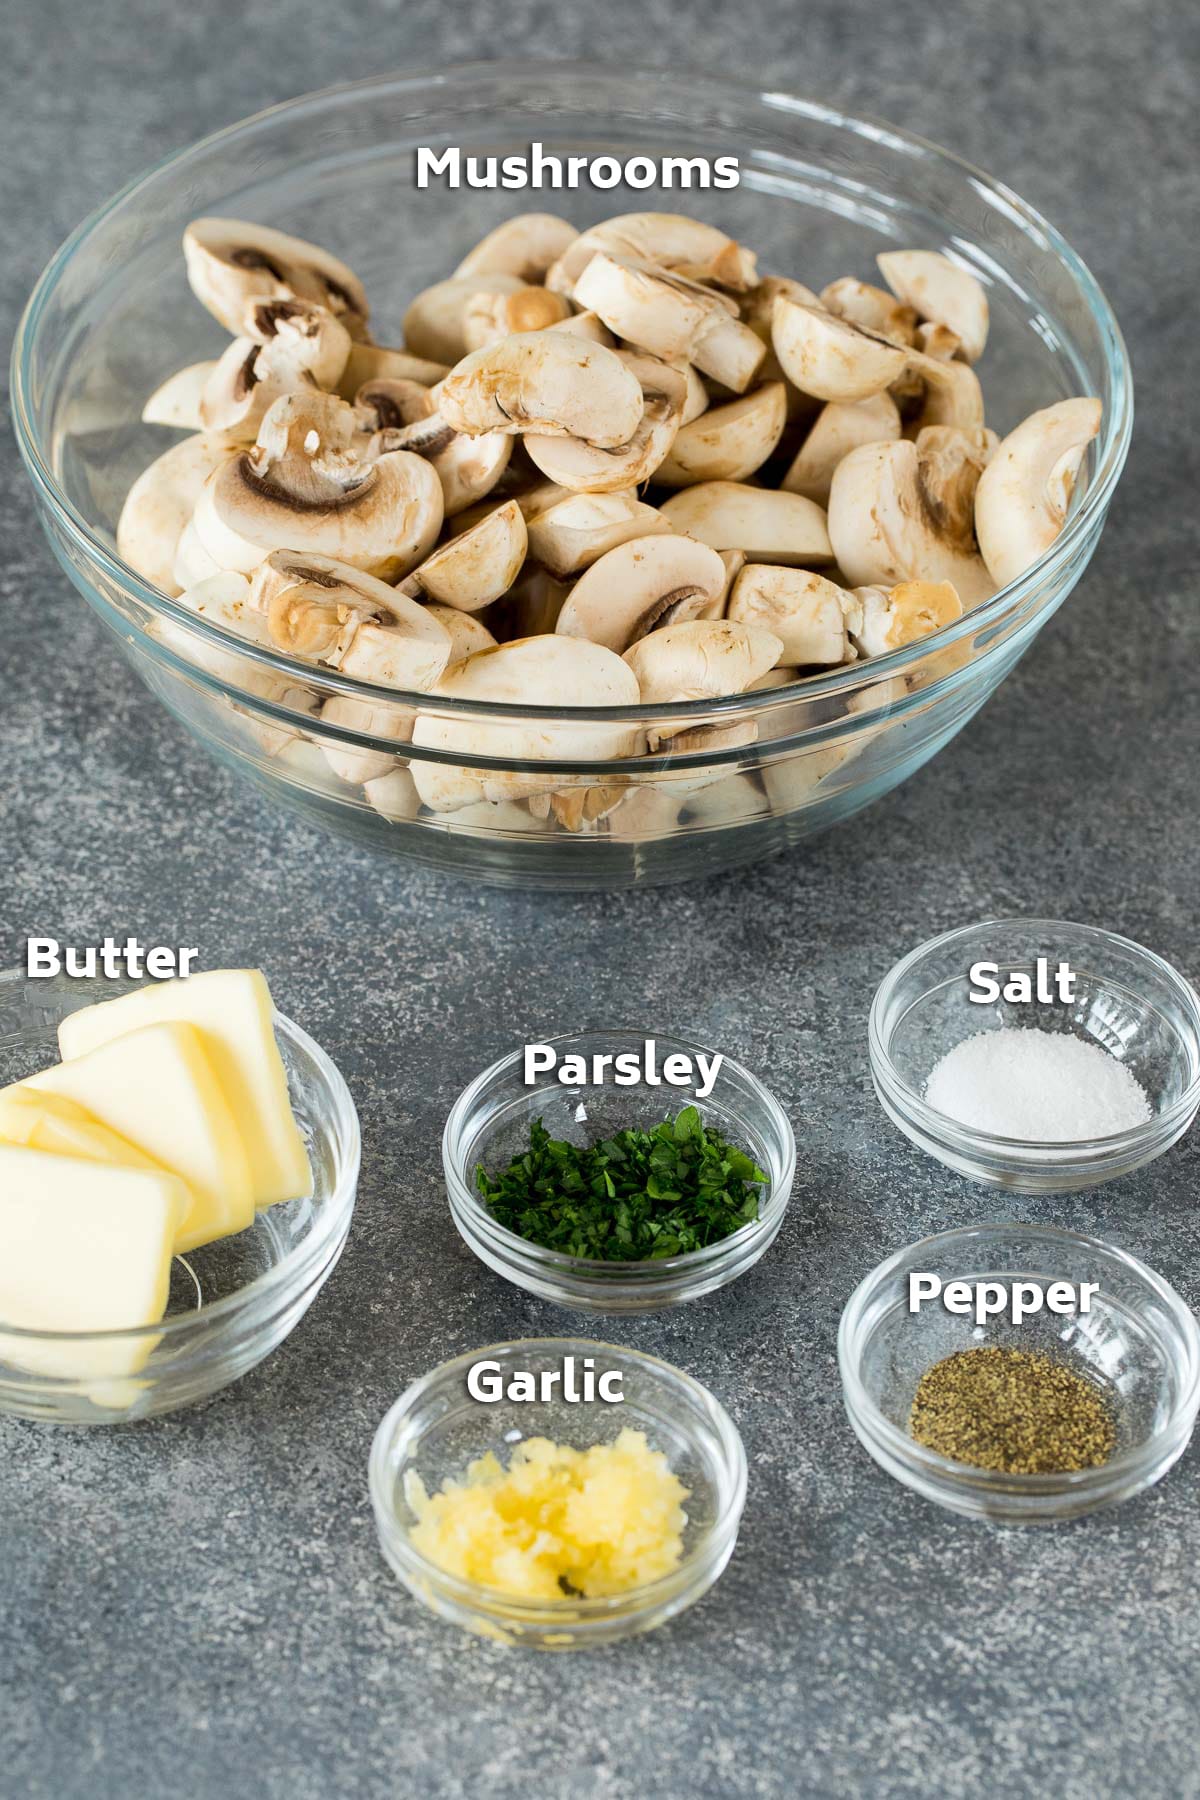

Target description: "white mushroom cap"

left=551, top=214, right=757, bottom=295
left=193, top=391, right=444, bottom=580
left=199, top=298, right=352, bottom=441
left=524, top=351, right=687, bottom=492
left=116, top=433, right=235, bottom=595
left=771, top=297, right=909, bottom=403
left=462, top=286, right=573, bottom=351
left=357, top=378, right=513, bottom=517
left=623, top=620, right=783, bottom=745
left=877, top=251, right=989, bottom=364
left=422, top=605, right=497, bottom=660
left=363, top=765, right=423, bottom=822
left=727, top=566, right=852, bottom=666
left=251, top=552, right=443, bottom=659
left=542, top=311, right=615, bottom=347
left=335, top=343, right=450, bottom=400
left=556, top=534, right=729, bottom=652
left=660, top=481, right=834, bottom=566
left=901, top=351, right=986, bottom=436
left=410, top=636, right=641, bottom=813
left=402, top=273, right=527, bottom=364
left=827, top=436, right=995, bottom=606
left=820, top=278, right=919, bottom=346
left=172, top=517, right=225, bottom=590
left=454, top=213, right=580, bottom=283
left=974, top=397, right=1102, bottom=587
left=574, top=255, right=766, bottom=392
left=183, top=218, right=370, bottom=340
left=401, top=499, right=527, bottom=613
left=845, top=580, right=963, bottom=657
left=438, top=333, right=645, bottom=447
left=526, top=491, right=670, bottom=577
left=143, top=362, right=217, bottom=430
left=781, top=392, right=902, bottom=504
left=655, top=382, right=787, bottom=487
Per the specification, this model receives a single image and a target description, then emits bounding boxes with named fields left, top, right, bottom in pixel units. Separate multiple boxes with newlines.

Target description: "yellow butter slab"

left=0, top=1087, right=160, bottom=1170
left=59, top=969, right=311, bottom=1209
left=21, top=1021, right=254, bottom=1252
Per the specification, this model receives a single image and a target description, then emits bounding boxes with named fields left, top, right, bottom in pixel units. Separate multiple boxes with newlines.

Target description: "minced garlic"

left=404, top=1428, right=690, bottom=1600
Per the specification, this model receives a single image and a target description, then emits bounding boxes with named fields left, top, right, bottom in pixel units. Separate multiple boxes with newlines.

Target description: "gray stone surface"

left=2, top=2, right=1198, bottom=1795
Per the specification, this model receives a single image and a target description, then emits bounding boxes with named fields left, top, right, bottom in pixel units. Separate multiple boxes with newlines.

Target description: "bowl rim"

left=869, top=915, right=1200, bottom=1160
left=368, top=1333, right=749, bottom=1617
left=10, top=61, right=1134, bottom=729
left=0, top=985, right=361, bottom=1346
left=837, top=1221, right=1200, bottom=1493
left=442, top=1027, right=796, bottom=1278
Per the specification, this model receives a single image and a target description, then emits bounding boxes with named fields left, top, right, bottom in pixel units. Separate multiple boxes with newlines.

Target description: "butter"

left=20, top=1022, right=254, bottom=1252
left=0, top=1144, right=188, bottom=1382
left=59, top=969, right=311, bottom=1209
left=0, top=1088, right=159, bottom=1170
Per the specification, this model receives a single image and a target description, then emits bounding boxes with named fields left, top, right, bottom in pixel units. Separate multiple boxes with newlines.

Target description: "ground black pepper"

left=909, top=1345, right=1116, bottom=1474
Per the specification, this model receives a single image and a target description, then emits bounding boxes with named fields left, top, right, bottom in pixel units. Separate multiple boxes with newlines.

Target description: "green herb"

left=909, top=1346, right=1115, bottom=1474
left=475, top=1106, right=768, bottom=1261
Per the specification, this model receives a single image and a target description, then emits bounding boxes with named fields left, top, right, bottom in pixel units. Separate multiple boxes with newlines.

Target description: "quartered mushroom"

left=877, top=251, right=989, bottom=364
left=820, top=277, right=919, bottom=346
left=454, top=213, right=580, bottom=283
left=422, top=605, right=498, bottom=660
left=727, top=566, right=854, bottom=667
left=363, top=766, right=423, bottom=823
left=771, top=296, right=909, bottom=403
left=336, top=343, right=450, bottom=400
left=655, top=382, right=787, bottom=487
left=550, top=214, right=757, bottom=296
left=523, top=351, right=687, bottom=492
left=399, top=499, right=527, bottom=613
left=199, top=298, right=351, bottom=441
left=845, top=579, right=963, bottom=657
left=462, top=285, right=573, bottom=351
left=544, top=311, right=615, bottom=347
left=183, top=218, right=370, bottom=340
left=899, top=351, right=986, bottom=436
left=660, top=481, right=834, bottom=566
left=172, top=517, right=225, bottom=590
left=827, top=432, right=995, bottom=605
left=622, top=619, right=783, bottom=749
left=402, top=273, right=527, bottom=365
left=781, top=392, right=902, bottom=504
left=193, top=391, right=444, bottom=580
left=143, top=362, right=217, bottom=430
left=556, top=534, right=729, bottom=652
left=409, top=636, right=642, bottom=813
left=974, top=397, right=1101, bottom=587
left=485, top=566, right=572, bottom=640
left=438, top=332, right=645, bottom=446
left=574, top=255, right=766, bottom=393
left=740, top=277, right=821, bottom=422
left=117, top=433, right=234, bottom=594
left=356, top=377, right=512, bottom=517
left=526, top=491, right=671, bottom=576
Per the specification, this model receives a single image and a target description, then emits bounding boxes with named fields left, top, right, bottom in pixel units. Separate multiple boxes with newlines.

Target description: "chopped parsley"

left=474, top=1106, right=767, bottom=1261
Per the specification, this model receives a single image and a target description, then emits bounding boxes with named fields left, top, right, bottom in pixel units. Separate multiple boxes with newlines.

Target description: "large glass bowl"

left=0, top=970, right=360, bottom=1424
left=12, top=65, right=1132, bottom=890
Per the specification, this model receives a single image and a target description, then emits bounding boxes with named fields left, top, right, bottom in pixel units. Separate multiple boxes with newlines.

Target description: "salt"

left=924, top=1028, right=1152, bottom=1142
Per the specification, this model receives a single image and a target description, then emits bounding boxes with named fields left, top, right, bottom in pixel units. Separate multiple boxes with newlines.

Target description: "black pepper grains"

left=909, top=1345, right=1116, bottom=1474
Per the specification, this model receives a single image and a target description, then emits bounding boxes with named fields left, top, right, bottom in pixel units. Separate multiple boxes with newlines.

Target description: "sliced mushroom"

left=199, top=298, right=351, bottom=441
left=574, top=255, right=766, bottom=392
left=336, top=343, right=450, bottom=400
left=660, top=481, right=834, bottom=566
left=900, top=351, right=986, bottom=436
left=541, top=783, right=629, bottom=832
left=183, top=218, right=370, bottom=340
left=357, top=378, right=512, bottom=517
left=454, top=213, right=579, bottom=283
left=556, top=534, right=728, bottom=652
left=727, top=566, right=853, bottom=666
left=402, top=273, right=527, bottom=364
left=916, top=321, right=962, bottom=362
left=771, top=297, right=909, bottom=403
left=422, top=605, right=497, bottom=660
left=623, top=619, right=782, bottom=747
left=827, top=435, right=995, bottom=605
left=877, top=251, right=989, bottom=364
left=116, top=433, right=234, bottom=594
left=172, top=517, right=224, bottom=590
left=438, top=333, right=644, bottom=446
left=780, top=392, right=902, bottom=504
left=974, top=397, right=1102, bottom=587
left=551, top=214, right=757, bottom=296
left=845, top=580, right=963, bottom=657
left=400, top=499, right=527, bottom=612
left=157, top=572, right=318, bottom=757
left=740, top=277, right=821, bottom=423
left=363, top=766, right=423, bottom=823
left=545, top=311, right=615, bottom=347
left=820, top=278, right=919, bottom=346
left=524, top=351, right=687, bottom=492
left=462, top=286, right=573, bottom=351
left=655, top=382, right=787, bottom=487
left=409, top=636, right=641, bottom=813
left=527, top=491, right=670, bottom=576
left=143, top=362, right=217, bottom=430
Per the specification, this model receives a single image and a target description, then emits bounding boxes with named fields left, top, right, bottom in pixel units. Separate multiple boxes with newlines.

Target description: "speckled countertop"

left=3, top=2, right=1199, bottom=1795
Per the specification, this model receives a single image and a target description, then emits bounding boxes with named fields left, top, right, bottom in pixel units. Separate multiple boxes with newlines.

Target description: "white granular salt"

left=924, top=1028, right=1153, bottom=1142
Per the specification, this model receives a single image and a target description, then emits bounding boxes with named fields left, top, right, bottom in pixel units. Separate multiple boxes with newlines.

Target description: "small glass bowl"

left=869, top=918, right=1200, bottom=1192
left=443, top=1030, right=795, bottom=1312
left=0, top=970, right=360, bottom=1424
left=369, top=1337, right=747, bottom=1648
left=839, top=1224, right=1200, bottom=1523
